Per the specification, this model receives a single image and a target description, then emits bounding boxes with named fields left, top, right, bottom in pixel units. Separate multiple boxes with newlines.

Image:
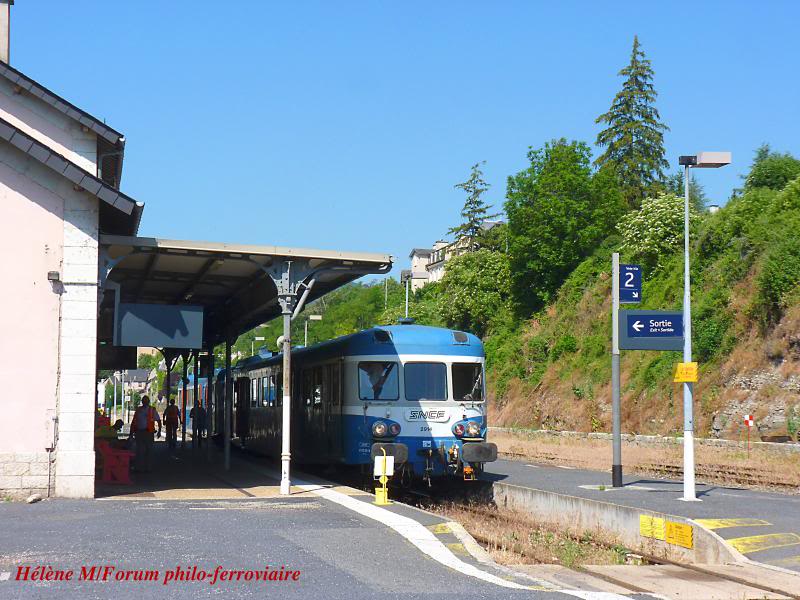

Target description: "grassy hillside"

left=488, top=176, right=800, bottom=440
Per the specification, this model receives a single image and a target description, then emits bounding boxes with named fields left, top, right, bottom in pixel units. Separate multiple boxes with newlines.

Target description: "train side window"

left=358, top=362, right=399, bottom=401
left=262, top=376, right=269, bottom=407
left=452, top=363, right=483, bottom=401
left=251, top=378, right=258, bottom=408
left=313, top=367, right=324, bottom=407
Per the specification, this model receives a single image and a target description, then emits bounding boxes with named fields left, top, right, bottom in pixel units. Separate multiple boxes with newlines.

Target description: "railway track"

left=499, top=451, right=800, bottom=492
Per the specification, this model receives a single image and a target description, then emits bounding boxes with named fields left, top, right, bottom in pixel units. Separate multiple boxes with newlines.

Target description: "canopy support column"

left=181, top=352, right=189, bottom=448
left=192, top=351, right=199, bottom=449
left=224, top=338, right=233, bottom=471
left=206, top=352, right=214, bottom=462
left=259, top=259, right=314, bottom=496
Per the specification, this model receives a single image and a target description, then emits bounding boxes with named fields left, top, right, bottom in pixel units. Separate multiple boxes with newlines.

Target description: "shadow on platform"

left=95, top=438, right=282, bottom=501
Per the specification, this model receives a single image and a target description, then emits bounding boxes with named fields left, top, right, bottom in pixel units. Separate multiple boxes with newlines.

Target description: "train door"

left=311, top=366, right=325, bottom=459
left=235, top=377, right=249, bottom=443
left=325, top=362, right=342, bottom=461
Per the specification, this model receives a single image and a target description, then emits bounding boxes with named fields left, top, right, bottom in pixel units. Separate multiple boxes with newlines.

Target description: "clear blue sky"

left=13, top=1, right=800, bottom=274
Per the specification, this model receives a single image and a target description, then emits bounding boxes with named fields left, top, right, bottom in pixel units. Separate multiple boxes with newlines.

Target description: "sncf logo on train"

left=405, top=409, right=449, bottom=422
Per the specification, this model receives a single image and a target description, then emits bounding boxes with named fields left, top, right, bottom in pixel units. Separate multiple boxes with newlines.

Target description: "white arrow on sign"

left=632, top=291, right=639, bottom=298
left=632, top=320, right=644, bottom=332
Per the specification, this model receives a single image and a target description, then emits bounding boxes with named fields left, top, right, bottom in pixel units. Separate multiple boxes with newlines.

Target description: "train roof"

left=233, top=324, right=483, bottom=373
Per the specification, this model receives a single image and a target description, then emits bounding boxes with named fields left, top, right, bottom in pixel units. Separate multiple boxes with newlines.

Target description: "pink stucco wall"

left=0, top=161, right=62, bottom=452
left=0, top=80, right=96, bottom=172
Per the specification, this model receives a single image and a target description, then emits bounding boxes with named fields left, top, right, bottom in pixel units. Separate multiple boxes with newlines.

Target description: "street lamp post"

left=304, top=314, right=322, bottom=346
left=678, top=151, right=731, bottom=502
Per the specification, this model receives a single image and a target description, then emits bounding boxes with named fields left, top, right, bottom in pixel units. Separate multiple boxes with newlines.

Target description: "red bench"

left=96, top=440, right=134, bottom=485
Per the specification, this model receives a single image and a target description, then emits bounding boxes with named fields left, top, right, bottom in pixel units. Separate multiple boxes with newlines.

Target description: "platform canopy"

left=98, top=235, right=392, bottom=361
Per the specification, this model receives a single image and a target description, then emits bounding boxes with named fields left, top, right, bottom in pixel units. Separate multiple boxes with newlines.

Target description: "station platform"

left=1, top=440, right=661, bottom=600
left=482, top=458, right=800, bottom=575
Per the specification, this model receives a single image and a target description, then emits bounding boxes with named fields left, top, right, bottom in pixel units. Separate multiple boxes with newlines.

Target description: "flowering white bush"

left=617, top=192, right=697, bottom=268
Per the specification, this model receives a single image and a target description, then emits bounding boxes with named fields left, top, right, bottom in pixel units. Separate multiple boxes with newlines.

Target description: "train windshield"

left=358, top=362, right=399, bottom=401
left=452, top=363, right=483, bottom=401
left=404, top=362, right=447, bottom=401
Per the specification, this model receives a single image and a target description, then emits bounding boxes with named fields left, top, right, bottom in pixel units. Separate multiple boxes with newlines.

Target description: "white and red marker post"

left=743, top=414, right=754, bottom=456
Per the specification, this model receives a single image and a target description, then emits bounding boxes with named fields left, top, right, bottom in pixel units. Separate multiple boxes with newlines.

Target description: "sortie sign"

left=618, top=310, right=684, bottom=351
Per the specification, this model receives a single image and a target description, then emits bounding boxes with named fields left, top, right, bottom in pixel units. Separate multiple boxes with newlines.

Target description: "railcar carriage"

left=227, top=323, right=497, bottom=483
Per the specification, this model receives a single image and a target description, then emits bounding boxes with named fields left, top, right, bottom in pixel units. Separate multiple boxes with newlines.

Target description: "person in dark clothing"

left=189, top=401, right=207, bottom=448
left=163, top=397, right=181, bottom=451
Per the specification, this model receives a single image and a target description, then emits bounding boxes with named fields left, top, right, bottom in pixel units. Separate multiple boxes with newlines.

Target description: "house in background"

left=407, top=220, right=505, bottom=291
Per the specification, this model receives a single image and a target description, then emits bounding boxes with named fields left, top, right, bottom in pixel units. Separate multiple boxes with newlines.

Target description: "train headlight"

left=388, top=423, right=401, bottom=437
left=372, top=421, right=388, bottom=437
left=453, top=423, right=465, bottom=437
left=466, top=421, right=481, bottom=437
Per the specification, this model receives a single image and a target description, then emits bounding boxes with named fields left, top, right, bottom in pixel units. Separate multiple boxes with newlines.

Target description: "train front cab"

left=346, top=327, right=499, bottom=484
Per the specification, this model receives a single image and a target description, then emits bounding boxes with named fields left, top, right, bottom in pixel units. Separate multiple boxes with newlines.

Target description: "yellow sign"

left=639, top=515, right=666, bottom=540
left=666, top=521, right=694, bottom=549
left=673, top=362, right=698, bottom=383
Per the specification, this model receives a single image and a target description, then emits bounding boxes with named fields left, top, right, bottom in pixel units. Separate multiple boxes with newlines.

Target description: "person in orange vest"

left=131, top=395, right=161, bottom=472
left=163, top=397, right=182, bottom=452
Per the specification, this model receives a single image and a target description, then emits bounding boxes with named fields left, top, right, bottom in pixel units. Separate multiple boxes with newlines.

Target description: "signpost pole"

left=681, top=164, right=698, bottom=501
left=612, top=253, right=622, bottom=488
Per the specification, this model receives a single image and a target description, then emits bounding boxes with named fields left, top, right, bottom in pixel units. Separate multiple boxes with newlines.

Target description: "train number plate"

left=405, top=409, right=450, bottom=422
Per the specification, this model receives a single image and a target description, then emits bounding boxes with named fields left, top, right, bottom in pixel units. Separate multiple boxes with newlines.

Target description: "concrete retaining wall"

left=490, top=427, right=800, bottom=455
left=493, top=482, right=739, bottom=566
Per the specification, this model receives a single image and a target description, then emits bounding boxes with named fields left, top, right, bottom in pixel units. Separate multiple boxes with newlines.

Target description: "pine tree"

left=449, top=162, right=498, bottom=249
left=595, top=36, right=669, bottom=208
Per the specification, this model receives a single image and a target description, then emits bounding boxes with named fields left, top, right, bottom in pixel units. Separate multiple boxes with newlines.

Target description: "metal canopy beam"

left=98, top=234, right=392, bottom=352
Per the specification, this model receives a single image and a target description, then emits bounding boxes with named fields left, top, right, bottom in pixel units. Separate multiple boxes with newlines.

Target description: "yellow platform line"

left=427, top=523, right=452, bottom=535
left=728, top=533, right=800, bottom=554
left=694, top=518, right=771, bottom=530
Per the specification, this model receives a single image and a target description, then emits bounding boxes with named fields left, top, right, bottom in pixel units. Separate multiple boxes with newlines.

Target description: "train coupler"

left=463, top=465, right=476, bottom=481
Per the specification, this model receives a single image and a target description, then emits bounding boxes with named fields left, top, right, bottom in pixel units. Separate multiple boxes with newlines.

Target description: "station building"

left=0, top=6, right=390, bottom=499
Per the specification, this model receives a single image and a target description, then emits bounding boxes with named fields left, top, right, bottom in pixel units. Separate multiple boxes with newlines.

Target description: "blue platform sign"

left=618, top=310, right=684, bottom=351
left=627, top=313, right=682, bottom=338
left=619, top=264, right=642, bottom=304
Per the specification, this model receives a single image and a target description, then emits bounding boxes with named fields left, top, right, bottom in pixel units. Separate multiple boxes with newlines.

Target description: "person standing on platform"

left=163, top=397, right=181, bottom=452
left=189, top=401, right=206, bottom=448
left=131, top=396, right=161, bottom=472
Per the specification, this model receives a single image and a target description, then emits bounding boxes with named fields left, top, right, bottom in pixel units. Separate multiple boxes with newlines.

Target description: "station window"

left=404, top=362, right=447, bottom=401
left=358, top=362, right=399, bottom=401
left=452, top=363, right=483, bottom=401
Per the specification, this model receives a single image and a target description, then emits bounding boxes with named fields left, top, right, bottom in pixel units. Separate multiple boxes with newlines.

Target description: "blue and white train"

left=224, top=323, right=497, bottom=483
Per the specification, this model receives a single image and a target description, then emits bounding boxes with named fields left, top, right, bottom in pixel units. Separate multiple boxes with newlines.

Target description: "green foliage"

left=551, top=334, right=578, bottom=359
left=595, top=36, right=669, bottom=207
left=437, top=249, right=511, bottom=337
left=483, top=321, right=527, bottom=399
left=618, top=192, right=697, bottom=270
left=505, top=138, right=624, bottom=315
left=755, top=219, right=800, bottom=324
left=448, top=162, right=498, bottom=245
left=137, top=352, right=160, bottom=371
left=745, top=145, right=800, bottom=191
